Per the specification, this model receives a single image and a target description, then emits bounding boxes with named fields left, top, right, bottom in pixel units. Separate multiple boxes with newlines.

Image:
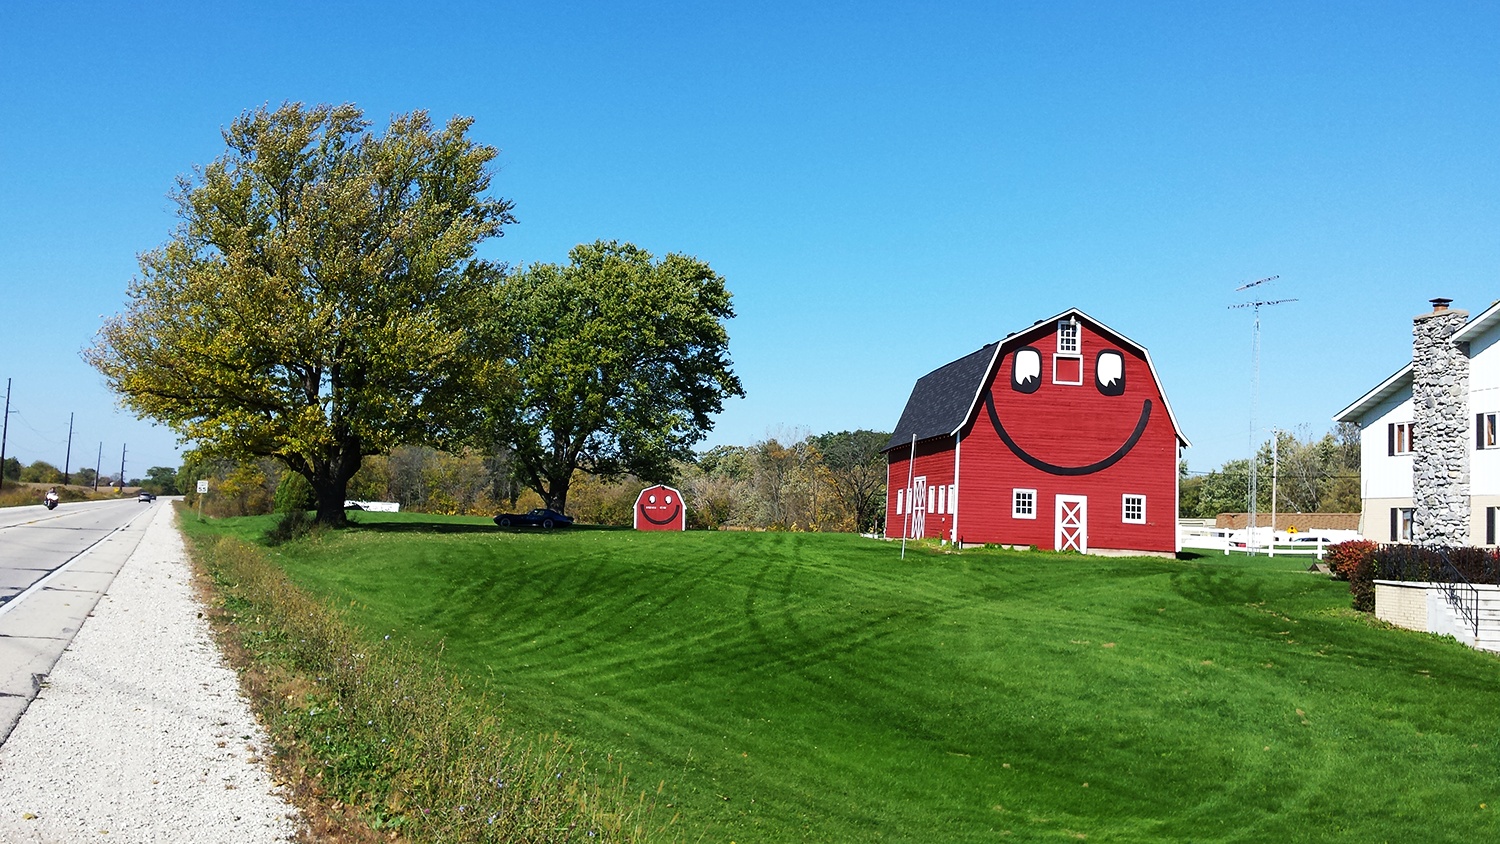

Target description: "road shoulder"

left=0, top=503, right=299, bottom=842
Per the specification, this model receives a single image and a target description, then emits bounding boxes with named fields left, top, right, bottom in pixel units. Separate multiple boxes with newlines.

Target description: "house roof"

left=1332, top=363, right=1411, bottom=423
left=884, top=307, right=1189, bottom=452
left=1332, top=299, right=1500, bottom=424
left=1452, top=299, right=1500, bottom=345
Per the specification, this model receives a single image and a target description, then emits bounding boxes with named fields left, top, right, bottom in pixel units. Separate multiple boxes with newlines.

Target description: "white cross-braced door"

left=1055, top=495, right=1087, bottom=552
left=910, top=476, right=927, bottom=538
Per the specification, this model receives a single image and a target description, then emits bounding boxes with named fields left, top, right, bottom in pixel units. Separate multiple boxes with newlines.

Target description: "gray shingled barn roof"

left=883, top=343, right=998, bottom=452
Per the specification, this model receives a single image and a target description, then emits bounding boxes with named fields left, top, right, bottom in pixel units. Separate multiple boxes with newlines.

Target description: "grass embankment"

left=192, top=512, right=1500, bottom=842
left=182, top=519, right=670, bottom=843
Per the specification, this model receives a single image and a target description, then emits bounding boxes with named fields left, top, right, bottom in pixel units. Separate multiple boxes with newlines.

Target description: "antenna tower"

left=1230, top=276, right=1296, bottom=553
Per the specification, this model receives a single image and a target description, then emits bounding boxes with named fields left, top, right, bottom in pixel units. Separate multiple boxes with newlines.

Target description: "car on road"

left=137, top=491, right=156, bottom=502
left=493, top=508, right=573, bottom=529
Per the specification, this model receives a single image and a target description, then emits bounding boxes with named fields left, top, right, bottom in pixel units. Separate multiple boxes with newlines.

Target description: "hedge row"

left=1325, top=540, right=1500, bottom=612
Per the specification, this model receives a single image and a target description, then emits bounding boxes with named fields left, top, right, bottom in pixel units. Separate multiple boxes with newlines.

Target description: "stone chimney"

left=1411, top=297, right=1470, bottom=546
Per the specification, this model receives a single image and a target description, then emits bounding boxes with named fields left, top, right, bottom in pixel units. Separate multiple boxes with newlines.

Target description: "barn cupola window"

left=1057, top=318, right=1080, bottom=355
left=1053, top=317, right=1083, bottom=385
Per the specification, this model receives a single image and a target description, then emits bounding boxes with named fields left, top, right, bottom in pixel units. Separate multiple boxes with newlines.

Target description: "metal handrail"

left=1434, top=549, right=1480, bottom=641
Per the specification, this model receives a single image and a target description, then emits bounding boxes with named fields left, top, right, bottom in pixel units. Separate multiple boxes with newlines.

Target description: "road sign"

left=196, top=480, right=209, bottom=494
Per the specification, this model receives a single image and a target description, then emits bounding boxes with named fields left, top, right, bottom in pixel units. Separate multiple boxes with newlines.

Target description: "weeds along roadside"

left=183, top=523, right=676, bottom=843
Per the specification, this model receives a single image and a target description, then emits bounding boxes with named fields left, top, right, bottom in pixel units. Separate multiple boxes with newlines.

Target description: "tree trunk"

left=308, top=449, right=362, bottom=528
left=543, top=480, right=569, bottom=516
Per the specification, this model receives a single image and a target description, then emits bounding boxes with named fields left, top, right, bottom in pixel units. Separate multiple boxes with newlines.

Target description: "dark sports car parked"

left=493, top=508, right=573, bottom=529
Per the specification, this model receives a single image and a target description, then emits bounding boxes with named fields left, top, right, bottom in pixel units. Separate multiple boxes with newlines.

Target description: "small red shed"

left=883, top=308, right=1188, bottom=556
left=635, top=484, right=686, bottom=531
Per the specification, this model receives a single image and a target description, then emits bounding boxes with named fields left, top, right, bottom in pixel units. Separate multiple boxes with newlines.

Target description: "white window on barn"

left=928, top=485, right=937, bottom=513
left=948, top=484, right=957, bottom=514
left=936, top=485, right=947, bottom=514
left=896, top=489, right=904, bottom=515
left=1053, top=318, right=1083, bottom=385
left=1057, top=318, right=1080, bottom=355
left=1122, top=494, right=1146, bottom=524
left=1013, top=489, right=1037, bottom=519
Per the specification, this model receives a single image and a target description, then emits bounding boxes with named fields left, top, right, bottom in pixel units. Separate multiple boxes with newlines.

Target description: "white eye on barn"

left=665, top=495, right=673, bottom=504
left=1096, top=350, right=1125, bottom=396
left=1012, top=347, right=1041, bottom=393
left=649, top=495, right=657, bottom=504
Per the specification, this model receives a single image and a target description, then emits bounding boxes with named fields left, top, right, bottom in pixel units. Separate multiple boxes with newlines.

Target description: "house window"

left=1122, top=494, right=1146, bottom=524
left=1390, top=507, right=1415, bottom=542
left=1388, top=422, right=1413, bottom=456
left=1013, top=489, right=1037, bottom=519
left=1488, top=507, right=1497, bottom=545
left=1479, top=413, right=1498, bottom=449
left=1057, top=318, right=1080, bottom=355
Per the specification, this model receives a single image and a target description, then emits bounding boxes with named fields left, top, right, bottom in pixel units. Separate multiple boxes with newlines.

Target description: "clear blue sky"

left=2, top=1, right=1496, bottom=478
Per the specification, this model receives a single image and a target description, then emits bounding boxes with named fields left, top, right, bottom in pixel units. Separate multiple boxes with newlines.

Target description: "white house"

left=1334, top=297, right=1500, bottom=546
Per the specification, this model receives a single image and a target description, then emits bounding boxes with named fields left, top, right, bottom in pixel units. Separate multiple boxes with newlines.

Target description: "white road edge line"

left=0, top=503, right=157, bottom=620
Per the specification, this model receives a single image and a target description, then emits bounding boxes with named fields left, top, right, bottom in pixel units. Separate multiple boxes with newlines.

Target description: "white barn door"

left=911, top=476, right=927, bottom=538
left=1055, top=495, right=1087, bottom=552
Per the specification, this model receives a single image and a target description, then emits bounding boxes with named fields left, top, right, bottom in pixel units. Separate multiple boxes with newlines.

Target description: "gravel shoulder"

left=0, top=503, right=299, bottom=842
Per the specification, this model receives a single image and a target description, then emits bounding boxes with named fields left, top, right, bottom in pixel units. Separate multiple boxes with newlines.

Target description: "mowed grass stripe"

left=208, top=513, right=1500, bottom=842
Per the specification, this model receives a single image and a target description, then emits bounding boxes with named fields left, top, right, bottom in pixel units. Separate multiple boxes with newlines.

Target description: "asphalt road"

left=0, top=497, right=159, bottom=742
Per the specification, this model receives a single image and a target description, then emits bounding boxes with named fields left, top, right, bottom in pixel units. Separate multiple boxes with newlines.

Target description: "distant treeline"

left=182, top=429, right=892, bottom=533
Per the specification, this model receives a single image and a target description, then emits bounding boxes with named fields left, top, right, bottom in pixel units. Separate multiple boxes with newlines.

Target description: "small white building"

left=1334, top=298, right=1500, bottom=546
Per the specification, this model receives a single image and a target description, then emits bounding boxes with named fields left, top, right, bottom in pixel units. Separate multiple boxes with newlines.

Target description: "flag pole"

left=901, top=433, right=915, bottom=559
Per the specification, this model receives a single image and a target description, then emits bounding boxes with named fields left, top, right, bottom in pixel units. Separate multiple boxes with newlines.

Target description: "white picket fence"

left=1177, top=522, right=1362, bottom=560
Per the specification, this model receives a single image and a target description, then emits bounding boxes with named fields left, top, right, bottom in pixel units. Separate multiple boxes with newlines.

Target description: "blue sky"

left=1, top=1, right=1496, bottom=478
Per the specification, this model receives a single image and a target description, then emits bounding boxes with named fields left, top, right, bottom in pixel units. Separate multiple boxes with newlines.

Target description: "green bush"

left=265, top=508, right=315, bottom=546
left=273, top=470, right=316, bottom=513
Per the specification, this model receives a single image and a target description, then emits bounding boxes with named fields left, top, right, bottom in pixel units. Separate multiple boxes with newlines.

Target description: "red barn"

left=635, top=484, right=686, bottom=531
left=883, top=309, right=1188, bottom=556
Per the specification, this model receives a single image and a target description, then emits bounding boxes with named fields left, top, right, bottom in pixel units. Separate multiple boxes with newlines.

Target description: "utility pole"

left=0, top=378, right=10, bottom=490
left=1270, top=432, right=1280, bottom=552
left=63, top=412, right=74, bottom=485
left=119, top=443, right=127, bottom=491
left=1230, top=276, right=1295, bottom=554
left=94, top=442, right=103, bottom=492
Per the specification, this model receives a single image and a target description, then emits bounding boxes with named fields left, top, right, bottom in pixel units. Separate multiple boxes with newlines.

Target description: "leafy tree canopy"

left=144, top=465, right=182, bottom=495
left=86, top=102, right=515, bottom=525
left=483, top=240, right=744, bottom=514
left=811, top=429, right=891, bottom=533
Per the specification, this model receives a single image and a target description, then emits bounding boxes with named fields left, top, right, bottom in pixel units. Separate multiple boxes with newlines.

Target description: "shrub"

left=273, top=470, right=316, bottom=513
left=265, top=508, right=315, bottom=545
left=1374, top=543, right=1433, bottom=583
left=1446, top=546, right=1500, bottom=585
left=1326, top=540, right=1378, bottom=612
left=1325, top=539, right=1376, bottom=583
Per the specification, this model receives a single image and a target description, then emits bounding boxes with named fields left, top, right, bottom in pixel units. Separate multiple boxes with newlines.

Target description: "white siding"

left=1470, top=326, right=1500, bottom=498
left=1361, top=390, right=1415, bottom=500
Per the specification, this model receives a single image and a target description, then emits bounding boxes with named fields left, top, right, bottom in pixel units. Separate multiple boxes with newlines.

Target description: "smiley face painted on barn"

left=634, top=484, right=686, bottom=531
left=982, top=322, right=1156, bottom=476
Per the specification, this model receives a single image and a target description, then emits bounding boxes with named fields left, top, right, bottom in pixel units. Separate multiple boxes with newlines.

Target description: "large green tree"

left=87, top=103, right=514, bottom=526
left=483, top=240, right=743, bottom=514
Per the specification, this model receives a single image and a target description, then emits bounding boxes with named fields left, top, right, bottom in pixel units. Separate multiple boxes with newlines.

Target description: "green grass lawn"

left=199, top=513, right=1500, bottom=842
